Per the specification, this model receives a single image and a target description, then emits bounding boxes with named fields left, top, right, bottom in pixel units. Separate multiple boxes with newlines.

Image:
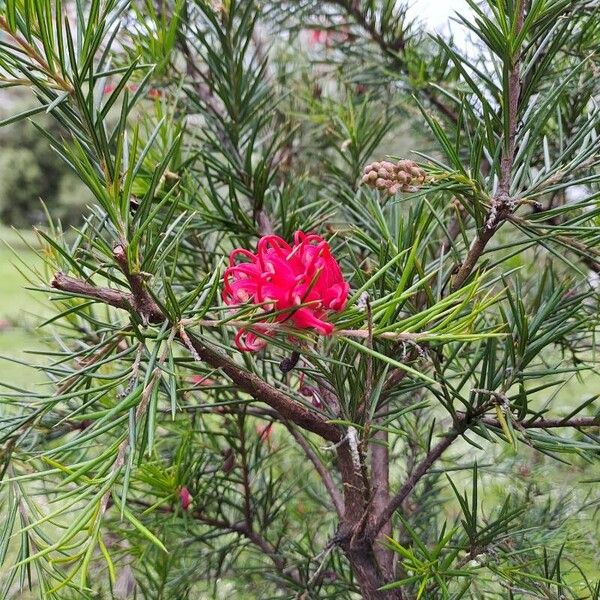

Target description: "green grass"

left=0, top=226, right=48, bottom=388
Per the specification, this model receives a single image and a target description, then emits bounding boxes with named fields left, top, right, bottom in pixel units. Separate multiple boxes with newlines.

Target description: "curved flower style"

left=222, top=231, right=350, bottom=351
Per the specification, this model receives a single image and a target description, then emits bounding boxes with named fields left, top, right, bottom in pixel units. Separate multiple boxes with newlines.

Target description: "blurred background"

left=0, top=98, right=94, bottom=387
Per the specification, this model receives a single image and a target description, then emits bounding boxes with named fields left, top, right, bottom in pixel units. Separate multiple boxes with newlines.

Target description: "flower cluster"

left=222, top=232, right=349, bottom=351
left=361, top=159, right=426, bottom=195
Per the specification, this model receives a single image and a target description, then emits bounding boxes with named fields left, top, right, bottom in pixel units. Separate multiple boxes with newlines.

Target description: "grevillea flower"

left=188, top=374, right=217, bottom=387
left=180, top=486, right=192, bottom=511
left=222, top=231, right=350, bottom=351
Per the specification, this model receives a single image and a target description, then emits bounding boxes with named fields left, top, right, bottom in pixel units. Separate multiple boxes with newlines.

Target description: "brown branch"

left=478, top=415, right=600, bottom=429
left=370, top=429, right=393, bottom=574
left=336, top=443, right=368, bottom=528
left=113, top=244, right=165, bottom=324
left=51, top=272, right=134, bottom=312
left=184, top=332, right=340, bottom=441
left=368, top=408, right=600, bottom=541
left=365, top=292, right=393, bottom=572
left=50, top=269, right=341, bottom=443
left=498, top=0, right=525, bottom=197
left=450, top=226, right=499, bottom=291
left=450, top=0, right=526, bottom=292
left=366, top=418, right=468, bottom=541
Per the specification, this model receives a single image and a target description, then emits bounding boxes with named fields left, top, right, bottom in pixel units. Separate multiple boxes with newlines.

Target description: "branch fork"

left=50, top=253, right=341, bottom=443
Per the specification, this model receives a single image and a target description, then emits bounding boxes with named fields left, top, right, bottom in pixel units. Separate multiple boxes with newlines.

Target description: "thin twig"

left=238, top=409, right=254, bottom=531
left=182, top=318, right=427, bottom=341
left=450, top=0, right=526, bottom=292
left=367, top=414, right=472, bottom=540
left=0, top=16, right=73, bottom=92
left=128, top=498, right=290, bottom=575
left=476, top=415, right=600, bottom=429
left=286, top=424, right=344, bottom=518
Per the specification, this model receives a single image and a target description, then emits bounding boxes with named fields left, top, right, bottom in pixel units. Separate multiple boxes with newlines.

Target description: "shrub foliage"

left=1, top=1, right=600, bottom=599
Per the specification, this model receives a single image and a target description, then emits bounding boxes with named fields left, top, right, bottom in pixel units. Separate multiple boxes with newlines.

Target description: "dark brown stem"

left=451, top=0, right=526, bottom=292
left=478, top=415, right=600, bottom=429
left=185, top=332, right=339, bottom=441
left=337, top=443, right=367, bottom=527
left=366, top=401, right=493, bottom=542
left=367, top=408, right=600, bottom=542
left=367, top=425, right=463, bottom=541
left=336, top=444, right=402, bottom=599
left=345, top=546, right=404, bottom=600
left=51, top=272, right=133, bottom=311
left=371, top=429, right=393, bottom=575
left=450, top=226, right=498, bottom=291
left=50, top=272, right=341, bottom=443
left=498, top=0, right=525, bottom=196
left=113, top=244, right=164, bottom=324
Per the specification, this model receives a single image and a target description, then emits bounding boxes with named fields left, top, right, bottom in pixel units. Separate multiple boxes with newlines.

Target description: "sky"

left=408, top=0, right=472, bottom=39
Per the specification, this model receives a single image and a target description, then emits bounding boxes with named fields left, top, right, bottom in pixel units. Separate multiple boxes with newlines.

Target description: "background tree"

left=0, top=110, right=90, bottom=226
left=1, top=1, right=600, bottom=599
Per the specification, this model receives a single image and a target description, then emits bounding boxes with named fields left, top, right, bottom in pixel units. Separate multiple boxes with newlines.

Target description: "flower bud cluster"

left=361, top=159, right=426, bottom=194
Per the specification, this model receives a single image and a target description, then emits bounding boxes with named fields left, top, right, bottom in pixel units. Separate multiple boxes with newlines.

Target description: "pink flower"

left=309, top=29, right=329, bottom=45
left=256, top=422, right=274, bottom=442
left=180, top=486, right=192, bottom=511
left=222, top=231, right=349, bottom=351
left=307, top=27, right=350, bottom=48
left=188, top=375, right=217, bottom=387
left=102, top=82, right=139, bottom=95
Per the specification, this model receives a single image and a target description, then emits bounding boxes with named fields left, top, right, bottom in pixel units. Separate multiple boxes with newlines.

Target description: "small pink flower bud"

left=180, top=486, right=192, bottom=511
left=361, top=158, right=427, bottom=195
left=396, top=171, right=409, bottom=184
